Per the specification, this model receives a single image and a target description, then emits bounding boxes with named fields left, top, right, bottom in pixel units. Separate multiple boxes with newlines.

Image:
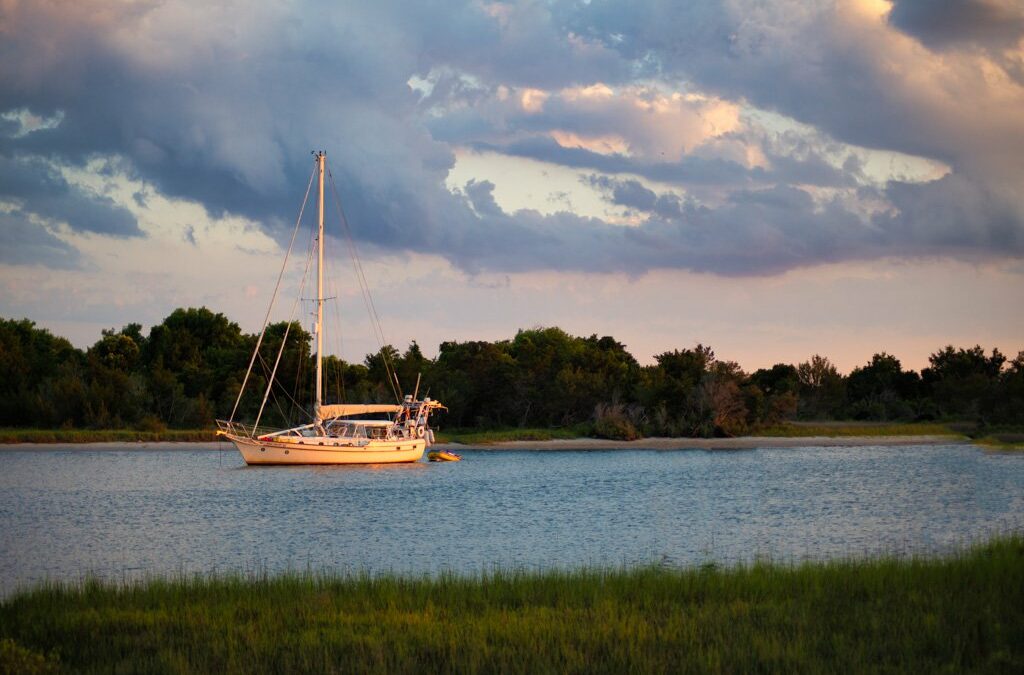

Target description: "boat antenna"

left=413, top=372, right=421, bottom=401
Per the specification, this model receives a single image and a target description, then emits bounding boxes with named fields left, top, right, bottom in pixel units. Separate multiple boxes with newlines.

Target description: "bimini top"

left=318, top=403, right=404, bottom=419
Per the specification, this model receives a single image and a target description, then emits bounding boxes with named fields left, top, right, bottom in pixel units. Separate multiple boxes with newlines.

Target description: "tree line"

left=1, top=307, right=1021, bottom=437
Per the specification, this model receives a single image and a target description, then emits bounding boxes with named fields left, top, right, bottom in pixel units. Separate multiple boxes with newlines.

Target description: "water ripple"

left=0, top=444, right=1022, bottom=594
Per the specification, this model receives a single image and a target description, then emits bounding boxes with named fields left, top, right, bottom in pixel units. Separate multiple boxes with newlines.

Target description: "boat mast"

left=315, top=150, right=325, bottom=422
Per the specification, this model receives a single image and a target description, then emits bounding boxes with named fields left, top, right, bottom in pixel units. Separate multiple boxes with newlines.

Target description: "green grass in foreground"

left=0, top=428, right=217, bottom=444
left=1, top=536, right=1022, bottom=674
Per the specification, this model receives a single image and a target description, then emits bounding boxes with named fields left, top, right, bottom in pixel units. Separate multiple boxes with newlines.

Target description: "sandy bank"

left=436, top=435, right=969, bottom=451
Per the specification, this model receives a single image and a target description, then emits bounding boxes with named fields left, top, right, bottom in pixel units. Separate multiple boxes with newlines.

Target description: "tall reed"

left=2, top=536, right=1021, bottom=673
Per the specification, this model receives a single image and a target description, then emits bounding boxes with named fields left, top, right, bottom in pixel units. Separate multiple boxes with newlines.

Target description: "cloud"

left=876, top=173, right=1024, bottom=254
left=480, top=133, right=854, bottom=192
left=0, top=212, right=80, bottom=269
left=563, top=0, right=1024, bottom=257
left=0, top=0, right=1021, bottom=280
left=585, top=175, right=657, bottom=211
left=0, top=153, right=140, bottom=237
left=887, top=0, right=1024, bottom=50
left=463, top=179, right=503, bottom=216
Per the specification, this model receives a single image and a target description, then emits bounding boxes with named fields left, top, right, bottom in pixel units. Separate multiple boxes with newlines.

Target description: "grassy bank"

left=433, top=424, right=594, bottom=445
left=974, top=432, right=1024, bottom=451
left=2, top=536, right=1022, bottom=673
left=436, top=421, right=961, bottom=445
left=754, top=421, right=960, bottom=438
left=0, top=428, right=217, bottom=444
left=0, top=421, right=975, bottom=445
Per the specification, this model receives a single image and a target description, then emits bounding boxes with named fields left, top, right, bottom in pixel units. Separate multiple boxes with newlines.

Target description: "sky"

left=1, top=0, right=1022, bottom=373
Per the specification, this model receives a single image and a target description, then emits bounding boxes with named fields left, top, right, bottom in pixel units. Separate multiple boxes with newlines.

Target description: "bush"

left=136, top=415, right=167, bottom=433
left=593, top=402, right=642, bottom=440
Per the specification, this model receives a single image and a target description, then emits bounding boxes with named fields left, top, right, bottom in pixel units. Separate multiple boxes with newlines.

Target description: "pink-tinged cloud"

left=0, top=0, right=1021, bottom=277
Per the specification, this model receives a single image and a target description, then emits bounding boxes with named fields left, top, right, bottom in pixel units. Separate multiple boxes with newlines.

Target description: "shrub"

left=136, top=415, right=167, bottom=433
left=593, top=402, right=643, bottom=440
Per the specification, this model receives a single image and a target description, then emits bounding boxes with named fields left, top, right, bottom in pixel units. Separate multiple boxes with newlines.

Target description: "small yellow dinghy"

left=427, top=450, right=462, bottom=462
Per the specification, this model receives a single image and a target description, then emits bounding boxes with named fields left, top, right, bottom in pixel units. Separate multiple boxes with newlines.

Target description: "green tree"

left=747, top=363, right=800, bottom=426
left=144, top=307, right=248, bottom=419
left=364, top=345, right=403, bottom=402
left=93, top=330, right=141, bottom=372
left=845, top=353, right=919, bottom=420
left=922, top=345, right=1005, bottom=421
left=995, top=351, right=1024, bottom=424
left=431, top=340, right=516, bottom=427
left=642, top=345, right=716, bottom=436
left=796, top=355, right=846, bottom=419
left=0, top=318, right=82, bottom=426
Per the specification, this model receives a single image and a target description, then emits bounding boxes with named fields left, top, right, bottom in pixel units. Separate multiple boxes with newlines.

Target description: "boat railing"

left=215, top=419, right=279, bottom=439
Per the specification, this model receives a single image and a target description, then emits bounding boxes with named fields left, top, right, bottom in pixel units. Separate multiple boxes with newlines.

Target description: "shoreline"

left=438, top=434, right=969, bottom=451
left=0, top=434, right=971, bottom=452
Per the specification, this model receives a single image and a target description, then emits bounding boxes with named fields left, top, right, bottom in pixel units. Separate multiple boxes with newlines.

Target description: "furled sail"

left=318, top=404, right=403, bottom=419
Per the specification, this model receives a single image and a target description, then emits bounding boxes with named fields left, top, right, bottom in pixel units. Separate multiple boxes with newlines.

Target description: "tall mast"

left=315, top=151, right=325, bottom=421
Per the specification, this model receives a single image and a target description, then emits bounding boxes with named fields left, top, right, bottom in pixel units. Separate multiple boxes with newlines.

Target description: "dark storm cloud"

left=888, top=0, right=1024, bottom=50
left=408, top=1, right=632, bottom=89
left=1, top=0, right=1021, bottom=279
left=0, top=212, right=80, bottom=269
left=875, top=174, right=1024, bottom=253
left=0, top=116, right=19, bottom=138
left=0, top=153, right=140, bottom=237
left=448, top=182, right=879, bottom=276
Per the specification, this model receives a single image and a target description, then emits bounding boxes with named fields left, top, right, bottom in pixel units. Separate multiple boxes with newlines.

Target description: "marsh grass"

left=754, top=421, right=959, bottom=438
left=2, top=536, right=1022, bottom=673
left=975, top=433, right=1024, bottom=451
left=435, top=422, right=961, bottom=445
left=433, top=424, right=594, bottom=445
left=0, top=422, right=965, bottom=446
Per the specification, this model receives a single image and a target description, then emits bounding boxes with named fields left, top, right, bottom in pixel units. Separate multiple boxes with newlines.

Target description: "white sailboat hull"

left=227, top=434, right=425, bottom=465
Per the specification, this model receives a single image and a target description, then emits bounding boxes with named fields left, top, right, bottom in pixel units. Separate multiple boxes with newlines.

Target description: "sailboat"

left=216, top=151, right=445, bottom=465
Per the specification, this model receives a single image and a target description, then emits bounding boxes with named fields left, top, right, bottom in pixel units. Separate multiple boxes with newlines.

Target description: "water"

left=1, top=443, right=1022, bottom=595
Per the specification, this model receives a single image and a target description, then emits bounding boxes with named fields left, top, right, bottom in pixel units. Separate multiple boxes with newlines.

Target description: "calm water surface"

left=1, top=443, right=1022, bottom=595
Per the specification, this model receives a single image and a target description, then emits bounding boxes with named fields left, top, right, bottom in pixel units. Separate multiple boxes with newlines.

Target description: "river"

left=1, top=443, right=1022, bottom=595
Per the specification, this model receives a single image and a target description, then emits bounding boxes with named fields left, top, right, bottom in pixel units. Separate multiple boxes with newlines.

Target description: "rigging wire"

left=291, top=218, right=319, bottom=421
left=257, top=349, right=305, bottom=423
left=326, top=167, right=402, bottom=402
left=256, top=350, right=292, bottom=427
left=230, top=163, right=317, bottom=424
left=252, top=177, right=320, bottom=433
left=321, top=220, right=347, bottom=404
